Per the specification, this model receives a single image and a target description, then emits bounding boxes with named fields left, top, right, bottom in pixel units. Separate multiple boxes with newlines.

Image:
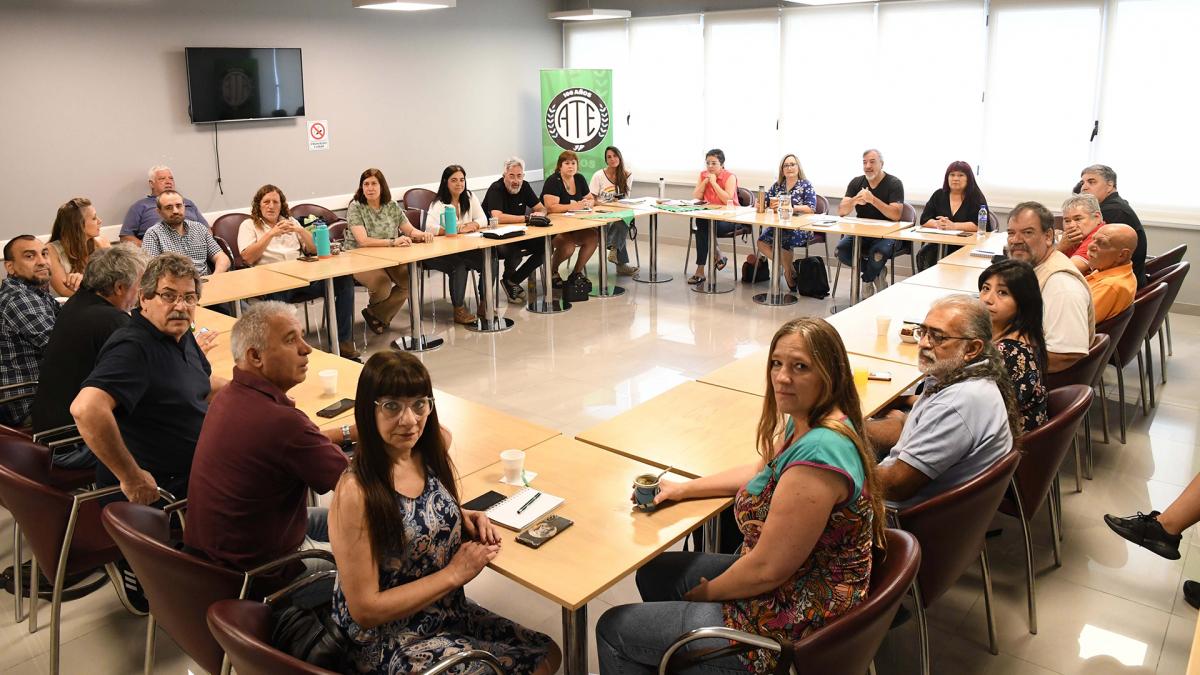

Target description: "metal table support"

left=633, top=213, right=672, bottom=284
left=394, top=261, right=444, bottom=352
left=466, top=246, right=515, bottom=332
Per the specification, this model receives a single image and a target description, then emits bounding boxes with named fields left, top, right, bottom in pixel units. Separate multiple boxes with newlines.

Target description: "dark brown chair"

left=1092, top=304, right=1134, bottom=445
left=405, top=206, right=424, bottom=230
left=328, top=220, right=347, bottom=243
left=658, top=529, right=921, bottom=675
left=999, top=385, right=1093, bottom=635
left=101, top=501, right=334, bottom=675
left=290, top=203, right=347, bottom=231
left=1140, top=262, right=1189, bottom=393
left=802, top=195, right=833, bottom=261
left=1106, top=282, right=1167, bottom=443
left=0, top=436, right=175, bottom=674
left=403, top=187, right=438, bottom=217
left=211, top=213, right=251, bottom=269
left=896, top=450, right=1021, bottom=674
left=207, top=598, right=507, bottom=675
left=1045, top=333, right=1111, bottom=484
left=1144, top=244, right=1186, bottom=276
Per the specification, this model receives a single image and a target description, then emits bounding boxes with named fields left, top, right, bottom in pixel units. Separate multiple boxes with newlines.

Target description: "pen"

left=516, top=492, right=542, bottom=514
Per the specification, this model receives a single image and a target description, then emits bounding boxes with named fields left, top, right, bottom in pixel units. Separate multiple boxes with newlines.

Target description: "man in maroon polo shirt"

left=184, top=301, right=354, bottom=584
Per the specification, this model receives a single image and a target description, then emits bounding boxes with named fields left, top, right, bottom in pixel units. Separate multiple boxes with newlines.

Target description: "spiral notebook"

left=486, top=488, right=564, bottom=531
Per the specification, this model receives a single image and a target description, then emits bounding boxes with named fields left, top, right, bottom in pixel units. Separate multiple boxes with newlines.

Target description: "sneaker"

left=501, top=278, right=526, bottom=304
left=616, top=263, right=639, bottom=276
left=607, top=249, right=618, bottom=264
left=1104, top=511, right=1182, bottom=560
left=115, top=558, right=149, bottom=615
left=1184, top=580, right=1200, bottom=609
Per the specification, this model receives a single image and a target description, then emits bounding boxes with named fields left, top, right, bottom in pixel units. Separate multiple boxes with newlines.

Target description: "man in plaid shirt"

left=0, top=235, right=59, bottom=427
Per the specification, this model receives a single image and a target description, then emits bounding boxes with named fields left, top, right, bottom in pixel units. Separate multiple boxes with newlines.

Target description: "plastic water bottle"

left=313, top=223, right=331, bottom=258
left=976, top=207, right=988, bottom=241
left=779, top=200, right=793, bottom=222
left=442, top=205, right=458, bottom=237
left=658, top=177, right=666, bottom=200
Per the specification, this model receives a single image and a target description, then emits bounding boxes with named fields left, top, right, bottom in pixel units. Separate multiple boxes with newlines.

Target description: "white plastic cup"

left=500, top=449, right=526, bottom=483
left=319, top=369, right=338, bottom=396
left=876, top=316, right=892, bottom=337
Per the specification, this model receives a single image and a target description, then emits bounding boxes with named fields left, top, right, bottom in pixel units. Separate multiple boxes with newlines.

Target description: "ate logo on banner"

left=545, top=87, right=609, bottom=153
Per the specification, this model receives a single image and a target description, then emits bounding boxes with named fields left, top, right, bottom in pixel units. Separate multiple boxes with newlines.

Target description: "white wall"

left=0, top=0, right=561, bottom=233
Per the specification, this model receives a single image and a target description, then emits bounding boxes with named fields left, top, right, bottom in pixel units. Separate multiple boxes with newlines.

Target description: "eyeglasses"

left=913, top=324, right=972, bottom=347
left=782, top=162, right=799, bottom=168
left=155, top=290, right=200, bottom=306
left=375, top=397, right=434, bottom=419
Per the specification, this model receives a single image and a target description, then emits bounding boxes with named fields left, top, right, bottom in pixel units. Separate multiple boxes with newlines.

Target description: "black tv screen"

left=185, top=47, right=305, bottom=123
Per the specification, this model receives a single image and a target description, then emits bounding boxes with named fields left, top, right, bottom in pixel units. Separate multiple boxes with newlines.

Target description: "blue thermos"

left=314, top=223, right=332, bottom=257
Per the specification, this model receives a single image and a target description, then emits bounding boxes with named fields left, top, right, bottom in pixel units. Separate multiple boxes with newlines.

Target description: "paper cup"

left=500, top=449, right=525, bottom=484
left=318, top=369, right=338, bottom=396
left=876, top=316, right=892, bottom=336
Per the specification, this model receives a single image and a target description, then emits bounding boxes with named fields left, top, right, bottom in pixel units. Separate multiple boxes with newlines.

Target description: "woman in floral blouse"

left=754, top=154, right=818, bottom=291
left=978, top=260, right=1049, bottom=432
left=596, top=317, right=886, bottom=674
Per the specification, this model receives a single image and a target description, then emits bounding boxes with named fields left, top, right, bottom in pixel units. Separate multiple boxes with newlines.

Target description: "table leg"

left=466, top=246, right=515, bottom=333
left=634, top=213, right=672, bottom=283
left=850, top=236, right=863, bottom=305
left=324, top=278, right=340, bottom=356
left=753, top=225, right=798, bottom=306
left=562, top=606, right=587, bottom=675
left=527, top=233, right=570, bottom=314
left=702, top=517, right=720, bottom=553
left=394, top=261, right=444, bottom=352
left=591, top=221, right=625, bottom=298
left=692, top=218, right=733, bottom=294
left=233, top=301, right=242, bottom=318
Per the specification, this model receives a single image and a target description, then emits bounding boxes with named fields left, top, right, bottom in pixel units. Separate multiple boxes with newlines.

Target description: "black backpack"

left=562, top=274, right=591, bottom=303
left=793, top=257, right=830, bottom=298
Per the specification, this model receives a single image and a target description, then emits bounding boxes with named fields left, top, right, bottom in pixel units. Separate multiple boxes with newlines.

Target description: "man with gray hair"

left=872, top=295, right=1018, bottom=508
left=481, top=156, right=547, bottom=303
left=184, top=301, right=351, bottom=590
left=836, top=148, right=905, bottom=294
left=31, top=244, right=148, bottom=468
left=1057, top=192, right=1105, bottom=274
left=121, top=165, right=209, bottom=244
left=1079, top=164, right=1147, bottom=286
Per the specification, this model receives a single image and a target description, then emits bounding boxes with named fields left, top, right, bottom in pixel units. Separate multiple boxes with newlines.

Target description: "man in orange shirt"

left=1083, top=223, right=1138, bottom=322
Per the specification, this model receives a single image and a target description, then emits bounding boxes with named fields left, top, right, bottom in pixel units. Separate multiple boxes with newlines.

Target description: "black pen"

left=516, top=492, right=542, bottom=514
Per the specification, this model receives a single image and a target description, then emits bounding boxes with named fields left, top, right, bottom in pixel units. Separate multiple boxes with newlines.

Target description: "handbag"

left=562, top=274, right=591, bottom=303
left=793, top=257, right=830, bottom=298
left=741, top=254, right=769, bottom=284
left=269, top=576, right=349, bottom=669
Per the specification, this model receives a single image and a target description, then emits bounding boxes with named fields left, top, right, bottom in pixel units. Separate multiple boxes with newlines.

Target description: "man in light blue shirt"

left=873, top=295, right=1018, bottom=509
left=121, top=165, right=208, bottom=243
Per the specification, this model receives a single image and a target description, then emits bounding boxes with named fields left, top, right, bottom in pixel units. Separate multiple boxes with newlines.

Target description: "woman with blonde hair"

left=48, top=197, right=111, bottom=297
left=596, top=317, right=885, bottom=674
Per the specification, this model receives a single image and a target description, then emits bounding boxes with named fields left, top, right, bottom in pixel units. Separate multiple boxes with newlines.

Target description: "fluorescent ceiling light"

left=548, top=8, right=631, bottom=21
left=353, top=0, right=455, bottom=10
left=783, top=0, right=871, bottom=5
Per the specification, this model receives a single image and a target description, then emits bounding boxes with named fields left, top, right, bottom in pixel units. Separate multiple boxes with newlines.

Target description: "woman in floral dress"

left=978, top=259, right=1049, bottom=432
left=596, top=318, right=887, bottom=674
left=329, top=351, right=559, bottom=674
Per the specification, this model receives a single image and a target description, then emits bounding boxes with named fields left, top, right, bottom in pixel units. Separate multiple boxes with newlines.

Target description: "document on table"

left=840, top=216, right=913, bottom=227
left=970, top=243, right=1005, bottom=257
left=486, top=487, right=565, bottom=531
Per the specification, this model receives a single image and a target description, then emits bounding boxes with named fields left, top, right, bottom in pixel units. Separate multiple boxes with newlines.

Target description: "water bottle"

left=658, top=177, right=666, bottom=200
left=487, top=216, right=498, bottom=230
left=976, top=207, right=988, bottom=241
left=779, top=199, right=793, bottom=223
left=313, top=223, right=331, bottom=258
left=442, top=205, right=458, bottom=237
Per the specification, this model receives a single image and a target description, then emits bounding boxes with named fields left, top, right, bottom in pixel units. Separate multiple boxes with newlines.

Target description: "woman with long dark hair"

left=48, top=197, right=110, bottom=297
left=590, top=146, right=638, bottom=276
left=979, top=260, right=1049, bottom=432
left=329, top=351, right=560, bottom=674
left=916, top=160, right=989, bottom=271
left=424, top=165, right=490, bottom=325
left=596, top=318, right=885, bottom=674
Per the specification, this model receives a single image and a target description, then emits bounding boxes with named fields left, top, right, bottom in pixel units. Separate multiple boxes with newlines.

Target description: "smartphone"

left=516, top=515, right=574, bottom=549
left=955, top=231, right=975, bottom=237
left=868, top=371, right=893, bottom=381
left=461, top=491, right=506, bottom=512
left=316, top=398, right=355, bottom=418
left=298, top=255, right=319, bottom=262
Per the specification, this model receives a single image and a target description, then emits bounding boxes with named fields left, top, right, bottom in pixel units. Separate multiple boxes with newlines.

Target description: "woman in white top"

left=589, top=146, right=637, bottom=277
left=237, top=184, right=360, bottom=358
left=422, top=165, right=491, bottom=326
left=47, top=197, right=111, bottom=297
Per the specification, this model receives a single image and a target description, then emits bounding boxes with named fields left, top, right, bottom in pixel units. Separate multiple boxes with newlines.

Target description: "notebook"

left=484, top=487, right=565, bottom=531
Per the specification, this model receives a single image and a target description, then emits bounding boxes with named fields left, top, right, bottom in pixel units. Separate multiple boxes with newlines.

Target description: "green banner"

left=540, top=69, right=613, bottom=182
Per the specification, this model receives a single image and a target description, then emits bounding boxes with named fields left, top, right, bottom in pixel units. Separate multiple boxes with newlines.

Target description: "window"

left=564, top=20, right=630, bottom=142
left=704, top=10, right=780, bottom=174
left=627, top=15, right=704, bottom=175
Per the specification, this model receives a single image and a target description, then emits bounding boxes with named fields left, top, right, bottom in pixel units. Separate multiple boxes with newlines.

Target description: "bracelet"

left=390, top=237, right=395, bottom=247
left=341, top=424, right=353, bottom=448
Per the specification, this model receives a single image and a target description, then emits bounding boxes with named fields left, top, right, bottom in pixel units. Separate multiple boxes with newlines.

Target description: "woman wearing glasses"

left=978, top=260, right=1048, bottom=432
left=754, top=154, right=817, bottom=291
left=47, top=196, right=111, bottom=297
left=329, top=351, right=560, bottom=675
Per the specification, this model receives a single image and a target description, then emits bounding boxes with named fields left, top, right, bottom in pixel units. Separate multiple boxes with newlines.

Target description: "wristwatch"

left=341, top=424, right=353, bottom=450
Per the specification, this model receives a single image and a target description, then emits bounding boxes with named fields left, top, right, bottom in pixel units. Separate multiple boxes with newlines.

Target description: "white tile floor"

left=2, top=241, right=1196, bottom=674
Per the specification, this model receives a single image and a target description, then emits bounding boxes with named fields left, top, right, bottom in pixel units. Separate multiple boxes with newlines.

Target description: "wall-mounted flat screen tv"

left=185, top=47, right=305, bottom=123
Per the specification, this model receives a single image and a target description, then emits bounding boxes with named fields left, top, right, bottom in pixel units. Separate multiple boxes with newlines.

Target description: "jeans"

left=608, top=220, right=632, bottom=265
left=50, top=441, right=98, bottom=470
left=265, top=276, right=356, bottom=342
left=597, top=552, right=746, bottom=674
left=693, top=218, right=740, bottom=266
left=424, top=251, right=487, bottom=308
left=499, top=240, right=544, bottom=284
left=836, top=235, right=900, bottom=282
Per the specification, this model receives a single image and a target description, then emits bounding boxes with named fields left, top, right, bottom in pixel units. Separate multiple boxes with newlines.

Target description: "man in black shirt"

left=836, top=149, right=905, bottom=292
left=482, top=157, right=547, bottom=304
left=32, top=245, right=147, bottom=469
left=1080, top=164, right=1148, bottom=287
left=71, top=252, right=225, bottom=503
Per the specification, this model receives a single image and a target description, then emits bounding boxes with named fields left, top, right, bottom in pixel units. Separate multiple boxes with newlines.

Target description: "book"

left=483, top=487, right=564, bottom=531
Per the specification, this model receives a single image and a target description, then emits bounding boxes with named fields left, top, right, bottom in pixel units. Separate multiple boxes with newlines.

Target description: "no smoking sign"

left=307, top=120, right=329, bottom=151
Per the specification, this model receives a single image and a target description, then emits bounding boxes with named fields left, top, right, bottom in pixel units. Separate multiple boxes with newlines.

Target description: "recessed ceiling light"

left=352, top=0, right=455, bottom=10
left=548, top=8, right=631, bottom=21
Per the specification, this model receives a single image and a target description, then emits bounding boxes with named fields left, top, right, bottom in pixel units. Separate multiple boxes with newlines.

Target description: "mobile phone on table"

left=868, top=371, right=893, bottom=381
left=316, top=398, right=355, bottom=418
left=298, top=254, right=319, bottom=262
left=516, top=515, right=574, bottom=549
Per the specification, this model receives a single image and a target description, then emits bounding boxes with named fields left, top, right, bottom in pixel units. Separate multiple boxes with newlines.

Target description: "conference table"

left=901, top=263, right=986, bottom=293
left=825, top=283, right=960, bottom=366
left=198, top=266, right=308, bottom=312
left=938, top=231, right=1007, bottom=269
left=458, top=436, right=730, bottom=675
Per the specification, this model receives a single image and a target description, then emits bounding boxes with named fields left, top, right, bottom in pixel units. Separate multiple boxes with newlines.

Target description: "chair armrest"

left=264, top=569, right=337, bottom=606
left=421, top=649, right=506, bottom=675
left=32, top=423, right=79, bottom=445
left=0, top=391, right=36, bottom=407
left=658, top=626, right=787, bottom=675
left=0, top=380, right=36, bottom=394
left=239, top=548, right=336, bottom=599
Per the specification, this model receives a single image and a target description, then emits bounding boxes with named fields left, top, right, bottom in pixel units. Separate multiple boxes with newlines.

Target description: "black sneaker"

left=115, top=558, right=150, bottom=614
left=500, top=278, right=526, bottom=305
left=1184, top=580, right=1200, bottom=609
left=1104, top=511, right=1182, bottom=560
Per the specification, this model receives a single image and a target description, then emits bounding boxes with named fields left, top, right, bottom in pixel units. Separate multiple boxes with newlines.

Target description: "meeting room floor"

left=1, top=241, right=1196, bottom=674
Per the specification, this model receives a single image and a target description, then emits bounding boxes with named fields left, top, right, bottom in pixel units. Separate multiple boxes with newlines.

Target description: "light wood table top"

left=459, top=436, right=730, bottom=610
left=198, top=266, right=309, bottom=307
left=434, top=390, right=560, bottom=479
left=891, top=227, right=982, bottom=247
left=715, top=211, right=912, bottom=239
left=269, top=249, right=398, bottom=282
left=901, top=264, right=986, bottom=293
left=576, top=380, right=762, bottom=479
left=938, top=231, right=1007, bottom=269
left=825, top=284, right=961, bottom=366
left=350, top=214, right=605, bottom=265
left=698, top=351, right=922, bottom=417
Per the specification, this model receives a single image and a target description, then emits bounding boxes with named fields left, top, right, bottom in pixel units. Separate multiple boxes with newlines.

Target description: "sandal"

left=714, top=255, right=728, bottom=271
left=361, top=307, right=387, bottom=335
left=686, top=275, right=705, bottom=285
